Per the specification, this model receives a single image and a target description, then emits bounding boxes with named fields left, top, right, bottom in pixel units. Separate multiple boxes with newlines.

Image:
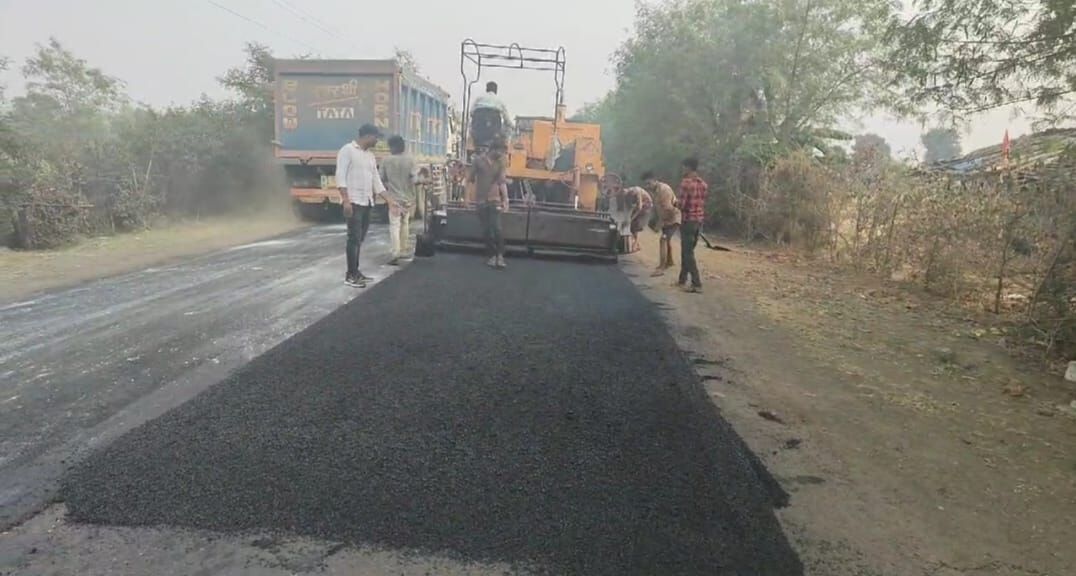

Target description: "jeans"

left=679, top=221, right=702, bottom=287
left=346, top=203, right=372, bottom=276
left=389, top=202, right=411, bottom=259
left=477, top=201, right=504, bottom=258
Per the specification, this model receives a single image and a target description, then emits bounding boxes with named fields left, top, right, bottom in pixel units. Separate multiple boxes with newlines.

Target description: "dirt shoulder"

left=0, top=213, right=309, bottom=303
left=627, top=231, right=1076, bottom=576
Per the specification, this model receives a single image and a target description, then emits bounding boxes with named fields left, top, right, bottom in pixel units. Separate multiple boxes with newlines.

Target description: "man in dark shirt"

left=677, top=157, right=708, bottom=293
left=469, top=140, right=509, bottom=268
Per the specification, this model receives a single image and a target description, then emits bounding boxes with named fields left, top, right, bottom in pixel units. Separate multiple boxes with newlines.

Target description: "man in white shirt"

left=470, top=81, right=513, bottom=146
left=336, top=124, right=387, bottom=288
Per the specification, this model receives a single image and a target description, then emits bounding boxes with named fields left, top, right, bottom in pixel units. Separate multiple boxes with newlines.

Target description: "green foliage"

left=921, top=127, right=962, bottom=163
left=887, top=0, right=1076, bottom=118
left=218, top=43, right=274, bottom=120
left=3, top=40, right=284, bottom=248
left=21, top=39, right=125, bottom=111
left=0, top=56, right=8, bottom=102
left=853, top=133, right=891, bottom=162
left=586, top=0, right=900, bottom=229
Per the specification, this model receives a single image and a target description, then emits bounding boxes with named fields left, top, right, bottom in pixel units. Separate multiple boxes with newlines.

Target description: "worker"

left=335, top=123, right=387, bottom=288
left=642, top=171, right=681, bottom=276
left=676, top=157, right=709, bottom=293
left=469, top=138, right=509, bottom=269
left=624, top=185, right=653, bottom=253
left=598, top=173, right=623, bottom=213
left=447, top=159, right=465, bottom=201
left=606, top=181, right=634, bottom=253
left=379, top=135, right=418, bottom=266
left=470, top=81, right=513, bottom=148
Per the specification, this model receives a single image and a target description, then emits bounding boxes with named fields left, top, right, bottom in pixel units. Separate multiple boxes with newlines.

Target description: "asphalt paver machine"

left=415, top=40, right=618, bottom=259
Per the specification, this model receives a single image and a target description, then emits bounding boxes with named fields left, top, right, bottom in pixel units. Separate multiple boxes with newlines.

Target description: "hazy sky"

left=1, top=0, right=1032, bottom=157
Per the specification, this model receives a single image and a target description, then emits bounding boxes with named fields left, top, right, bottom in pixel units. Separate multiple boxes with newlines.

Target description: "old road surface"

left=4, top=237, right=803, bottom=575
left=0, top=224, right=395, bottom=529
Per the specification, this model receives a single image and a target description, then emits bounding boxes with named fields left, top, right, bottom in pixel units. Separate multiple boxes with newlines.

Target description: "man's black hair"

left=358, top=124, right=380, bottom=138
left=682, top=157, right=699, bottom=171
left=640, top=170, right=655, bottom=181
left=388, top=135, right=406, bottom=154
left=486, top=81, right=498, bottom=94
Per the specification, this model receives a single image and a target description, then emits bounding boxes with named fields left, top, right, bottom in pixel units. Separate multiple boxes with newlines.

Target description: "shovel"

left=699, top=225, right=732, bottom=252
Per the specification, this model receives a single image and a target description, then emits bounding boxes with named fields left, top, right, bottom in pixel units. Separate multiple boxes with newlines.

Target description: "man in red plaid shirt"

left=676, top=157, right=708, bottom=293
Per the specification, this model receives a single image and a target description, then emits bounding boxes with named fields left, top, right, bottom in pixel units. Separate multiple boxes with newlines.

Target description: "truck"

left=272, top=59, right=452, bottom=221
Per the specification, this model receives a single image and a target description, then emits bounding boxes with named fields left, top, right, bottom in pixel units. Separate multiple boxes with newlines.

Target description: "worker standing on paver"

left=336, top=124, right=386, bottom=288
left=676, top=157, right=708, bottom=293
left=470, top=138, right=509, bottom=268
left=643, top=171, right=681, bottom=276
left=470, top=81, right=513, bottom=147
left=379, top=135, right=418, bottom=266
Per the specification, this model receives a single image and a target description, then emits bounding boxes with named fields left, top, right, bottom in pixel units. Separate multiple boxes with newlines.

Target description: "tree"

left=597, top=0, right=899, bottom=188
left=395, top=49, right=420, bottom=74
left=1, top=57, right=16, bottom=203
left=20, top=44, right=119, bottom=110
left=0, top=56, right=8, bottom=103
left=3, top=40, right=288, bottom=247
left=887, top=0, right=1076, bottom=120
left=20, top=38, right=125, bottom=115
left=219, top=43, right=274, bottom=120
left=9, top=39, right=127, bottom=202
left=921, top=127, right=962, bottom=163
left=853, top=133, right=891, bottom=163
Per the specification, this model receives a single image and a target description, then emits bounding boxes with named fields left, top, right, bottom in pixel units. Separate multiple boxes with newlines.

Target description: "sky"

left=0, top=0, right=1034, bottom=158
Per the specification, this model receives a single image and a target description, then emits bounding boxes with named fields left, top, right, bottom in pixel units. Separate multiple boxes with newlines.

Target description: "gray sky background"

left=1, top=0, right=1033, bottom=158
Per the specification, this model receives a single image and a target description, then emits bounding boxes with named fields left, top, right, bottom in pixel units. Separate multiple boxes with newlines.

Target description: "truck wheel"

left=295, top=202, right=326, bottom=222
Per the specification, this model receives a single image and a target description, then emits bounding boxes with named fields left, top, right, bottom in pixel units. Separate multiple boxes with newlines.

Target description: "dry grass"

left=0, top=212, right=308, bottom=302
left=630, top=231, right=1076, bottom=575
left=727, top=150, right=1076, bottom=363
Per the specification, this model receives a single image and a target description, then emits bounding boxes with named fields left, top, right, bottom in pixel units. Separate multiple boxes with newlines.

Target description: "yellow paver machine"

left=416, top=40, right=618, bottom=259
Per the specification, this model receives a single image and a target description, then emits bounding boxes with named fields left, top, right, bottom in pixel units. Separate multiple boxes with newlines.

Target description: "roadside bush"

left=753, top=152, right=836, bottom=252
left=1, top=39, right=280, bottom=249
left=729, top=141, right=1075, bottom=361
left=12, top=186, right=90, bottom=249
left=767, top=146, right=1076, bottom=361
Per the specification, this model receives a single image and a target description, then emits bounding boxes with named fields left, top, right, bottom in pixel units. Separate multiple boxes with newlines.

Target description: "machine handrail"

left=459, top=39, right=567, bottom=159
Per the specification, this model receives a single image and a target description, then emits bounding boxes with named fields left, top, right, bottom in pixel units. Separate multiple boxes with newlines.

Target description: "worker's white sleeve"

left=335, top=147, right=350, bottom=191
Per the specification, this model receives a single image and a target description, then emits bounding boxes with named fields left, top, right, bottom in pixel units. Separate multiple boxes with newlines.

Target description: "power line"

left=266, top=0, right=360, bottom=55
left=205, top=0, right=322, bottom=54
left=268, top=0, right=341, bottom=39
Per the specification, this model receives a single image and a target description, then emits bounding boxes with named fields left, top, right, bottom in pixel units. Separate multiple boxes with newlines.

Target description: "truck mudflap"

left=433, top=203, right=618, bottom=257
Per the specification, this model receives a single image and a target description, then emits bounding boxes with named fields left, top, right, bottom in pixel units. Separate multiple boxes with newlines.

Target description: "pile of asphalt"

left=62, top=253, right=802, bottom=575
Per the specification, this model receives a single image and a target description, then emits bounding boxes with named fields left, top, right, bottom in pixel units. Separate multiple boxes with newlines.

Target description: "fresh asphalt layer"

left=61, top=252, right=803, bottom=576
left=0, top=224, right=394, bottom=528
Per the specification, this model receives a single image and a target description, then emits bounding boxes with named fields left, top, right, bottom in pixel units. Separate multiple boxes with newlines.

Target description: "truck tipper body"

left=273, top=59, right=451, bottom=219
